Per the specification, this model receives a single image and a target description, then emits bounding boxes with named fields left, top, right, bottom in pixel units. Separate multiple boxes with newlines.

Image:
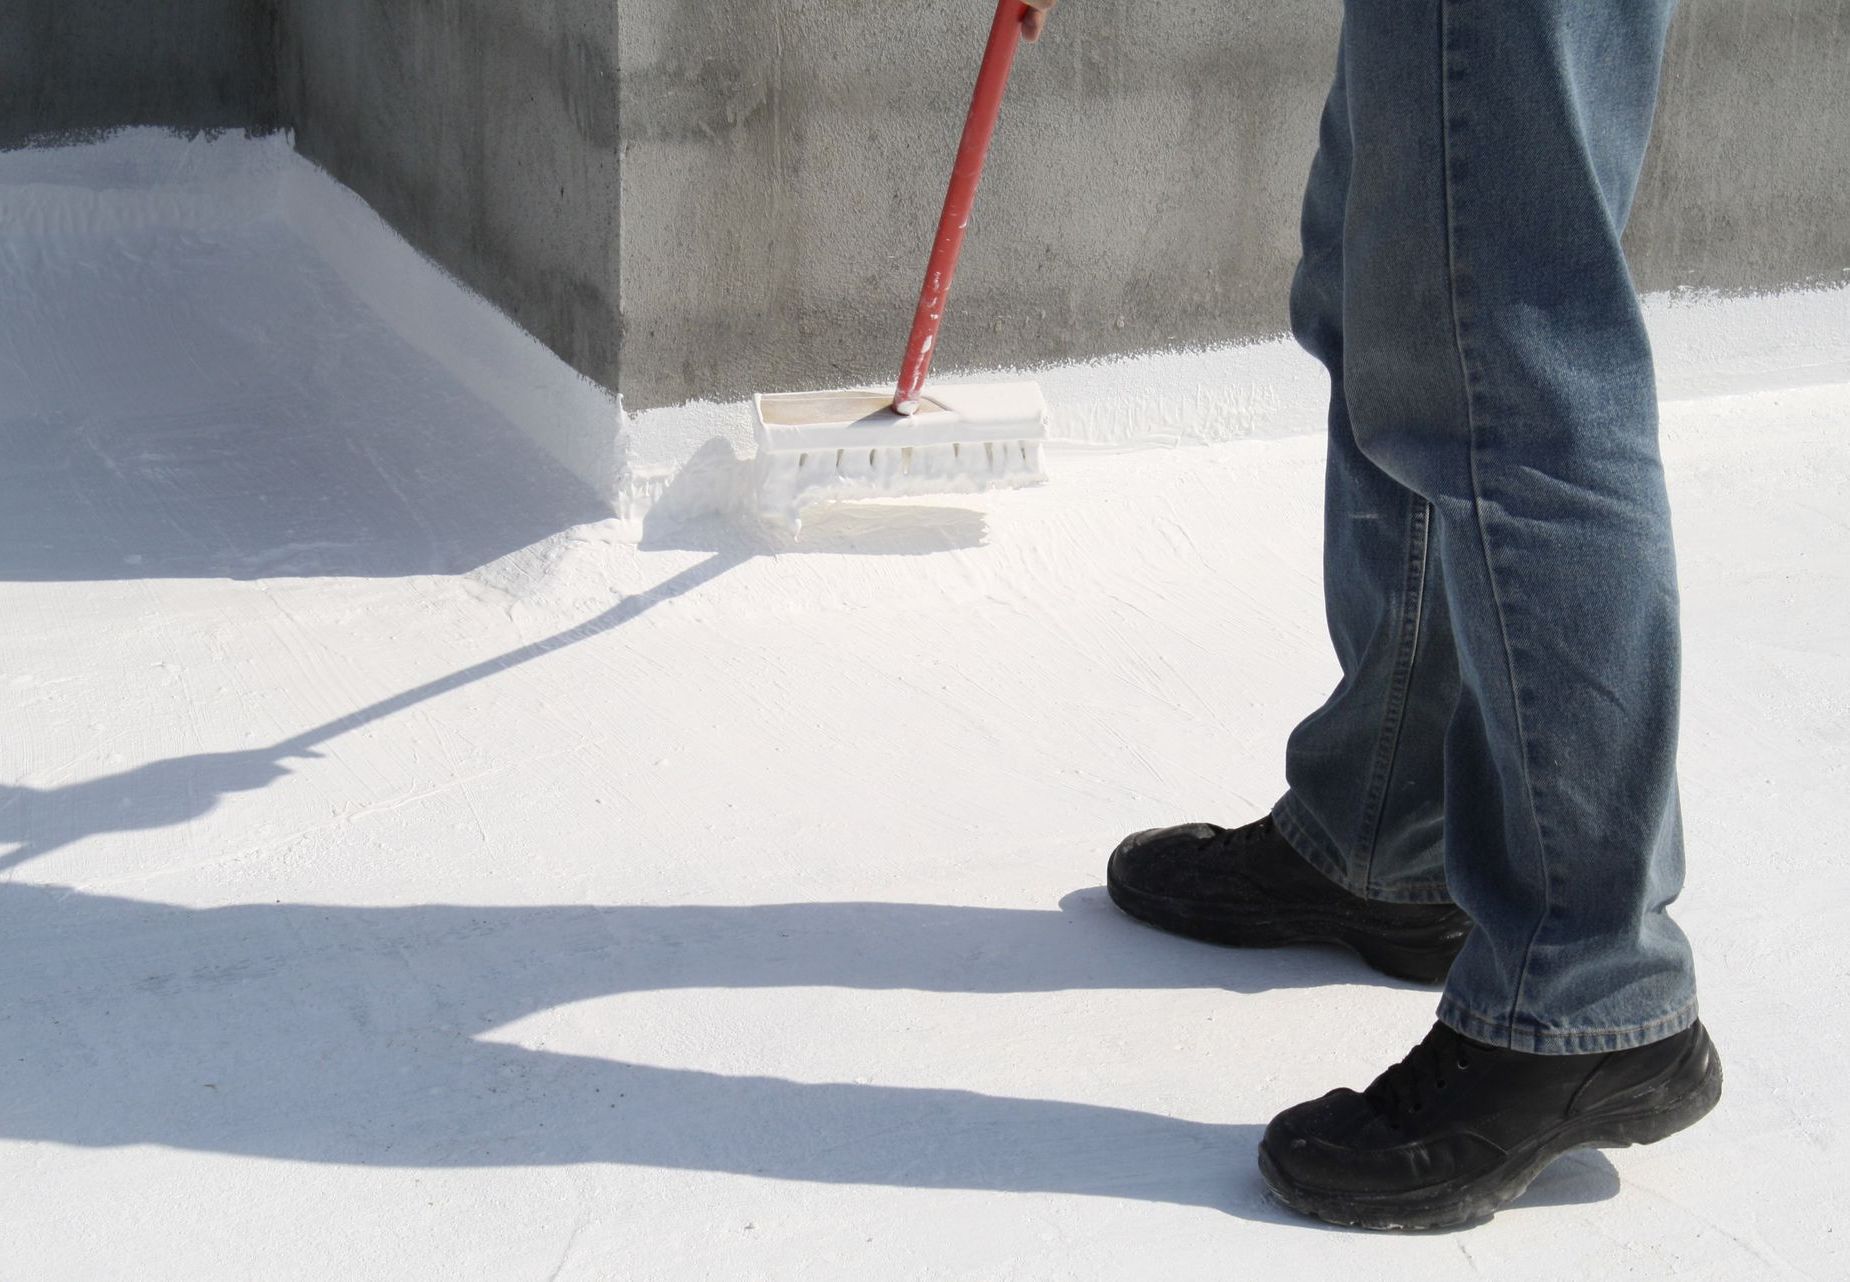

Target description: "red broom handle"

left=893, top=0, right=1035, bottom=415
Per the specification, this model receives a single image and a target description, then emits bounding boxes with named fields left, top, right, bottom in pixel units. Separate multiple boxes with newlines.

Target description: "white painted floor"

left=2, top=137, right=1846, bottom=1280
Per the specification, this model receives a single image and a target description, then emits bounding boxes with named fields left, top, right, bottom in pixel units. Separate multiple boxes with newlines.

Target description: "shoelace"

left=1364, top=1024, right=1478, bottom=1124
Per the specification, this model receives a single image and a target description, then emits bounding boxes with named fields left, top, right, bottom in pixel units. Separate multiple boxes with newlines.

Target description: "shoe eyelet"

left=1455, top=1054, right=1470, bottom=1070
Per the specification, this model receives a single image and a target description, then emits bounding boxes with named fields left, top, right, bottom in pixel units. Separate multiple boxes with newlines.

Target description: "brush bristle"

left=750, top=381, right=1049, bottom=530
left=755, top=438, right=1045, bottom=529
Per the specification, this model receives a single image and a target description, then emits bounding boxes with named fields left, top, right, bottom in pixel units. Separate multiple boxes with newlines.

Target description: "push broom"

left=752, top=0, right=1054, bottom=528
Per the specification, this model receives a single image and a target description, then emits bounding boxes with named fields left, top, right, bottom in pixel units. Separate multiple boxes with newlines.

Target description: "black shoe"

left=1105, top=816, right=1471, bottom=983
left=1259, top=1018, right=1723, bottom=1231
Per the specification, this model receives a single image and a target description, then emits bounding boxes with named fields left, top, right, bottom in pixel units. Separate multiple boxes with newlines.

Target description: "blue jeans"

left=1271, top=0, right=1698, bottom=1054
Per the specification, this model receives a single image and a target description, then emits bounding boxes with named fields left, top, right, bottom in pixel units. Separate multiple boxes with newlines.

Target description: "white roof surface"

left=2, top=133, right=1846, bottom=1280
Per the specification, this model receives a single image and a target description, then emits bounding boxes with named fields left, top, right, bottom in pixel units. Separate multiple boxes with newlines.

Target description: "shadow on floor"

left=0, top=470, right=1001, bottom=874
left=0, top=880, right=1622, bottom=1218
left=0, top=217, right=629, bottom=582
left=0, top=233, right=1627, bottom=1221
left=2, top=402, right=1009, bottom=870
left=0, top=549, right=747, bottom=871
left=0, top=399, right=618, bottom=582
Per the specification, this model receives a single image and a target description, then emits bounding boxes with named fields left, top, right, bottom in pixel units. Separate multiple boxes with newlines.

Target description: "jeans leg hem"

left=1271, top=793, right=1455, bottom=906
left=1435, top=995, right=1699, bottom=1055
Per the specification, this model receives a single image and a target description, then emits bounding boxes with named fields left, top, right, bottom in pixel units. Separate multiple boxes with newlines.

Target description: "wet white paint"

left=1, top=129, right=1846, bottom=1281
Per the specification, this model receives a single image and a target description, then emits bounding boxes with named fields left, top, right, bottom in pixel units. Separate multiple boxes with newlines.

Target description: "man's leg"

left=1260, top=0, right=1717, bottom=1229
left=1271, top=27, right=1464, bottom=909
left=1103, top=34, right=1472, bottom=984
left=1330, top=0, right=1695, bottom=1051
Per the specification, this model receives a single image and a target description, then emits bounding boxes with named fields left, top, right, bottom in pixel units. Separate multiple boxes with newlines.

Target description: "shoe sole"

left=1257, top=1024, right=1724, bottom=1231
left=1105, top=860, right=1468, bottom=985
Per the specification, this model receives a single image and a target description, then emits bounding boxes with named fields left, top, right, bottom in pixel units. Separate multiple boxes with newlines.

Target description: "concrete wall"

left=621, top=0, right=1850, bottom=411
left=616, top=2, right=1332, bottom=411
left=1628, top=1, right=1850, bottom=294
left=278, top=1, right=621, bottom=397
left=6, top=0, right=1847, bottom=415
left=0, top=0, right=280, bottom=148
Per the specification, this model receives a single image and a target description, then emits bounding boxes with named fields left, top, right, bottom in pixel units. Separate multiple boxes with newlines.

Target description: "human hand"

left=1022, top=0, right=1057, bottom=43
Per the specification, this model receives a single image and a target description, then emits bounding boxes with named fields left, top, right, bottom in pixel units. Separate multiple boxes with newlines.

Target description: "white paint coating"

left=8, top=131, right=1844, bottom=532
left=0, top=130, right=628, bottom=510
left=2, top=130, right=1848, bottom=1281
left=277, top=153, right=626, bottom=502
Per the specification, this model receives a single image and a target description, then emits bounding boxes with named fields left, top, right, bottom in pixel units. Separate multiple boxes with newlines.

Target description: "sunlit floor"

left=2, top=140, right=1846, bottom=1280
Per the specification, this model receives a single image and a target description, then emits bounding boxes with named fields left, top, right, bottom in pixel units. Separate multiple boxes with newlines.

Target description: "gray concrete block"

left=1629, top=0, right=1850, bottom=293
left=614, top=1, right=1338, bottom=410
left=280, top=0, right=622, bottom=390
left=5, top=0, right=1846, bottom=419
left=0, top=0, right=281, bottom=148
left=613, top=0, right=1850, bottom=409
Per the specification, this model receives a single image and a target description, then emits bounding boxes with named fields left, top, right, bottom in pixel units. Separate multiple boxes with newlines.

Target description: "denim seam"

left=1437, top=993, right=1698, bottom=1055
left=1442, top=997, right=1696, bottom=1042
left=1356, top=498, right=1434, bottom=898
left=1270, top=796, right=1365, bottom=897
left=1438, top=0, right=1557, bottom=1041
left=1271, top=795, right=1455, bottom=905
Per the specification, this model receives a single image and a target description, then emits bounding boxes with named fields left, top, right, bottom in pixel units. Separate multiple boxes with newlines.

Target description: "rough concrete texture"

left=279, top=1, right=622, bottom=400
left=619, top=0, right=1850, bottom=411
left=616, top=1, right=1333, bottom=411
left=1628, top=0, right=1850, bottom=293
left=0, top=0, right=280, bottom=148
left=5, top=0, right=1847, bottom=414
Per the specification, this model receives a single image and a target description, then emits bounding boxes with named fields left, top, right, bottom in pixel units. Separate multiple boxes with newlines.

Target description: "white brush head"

left=752, top=381, right=1048, bottom=528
